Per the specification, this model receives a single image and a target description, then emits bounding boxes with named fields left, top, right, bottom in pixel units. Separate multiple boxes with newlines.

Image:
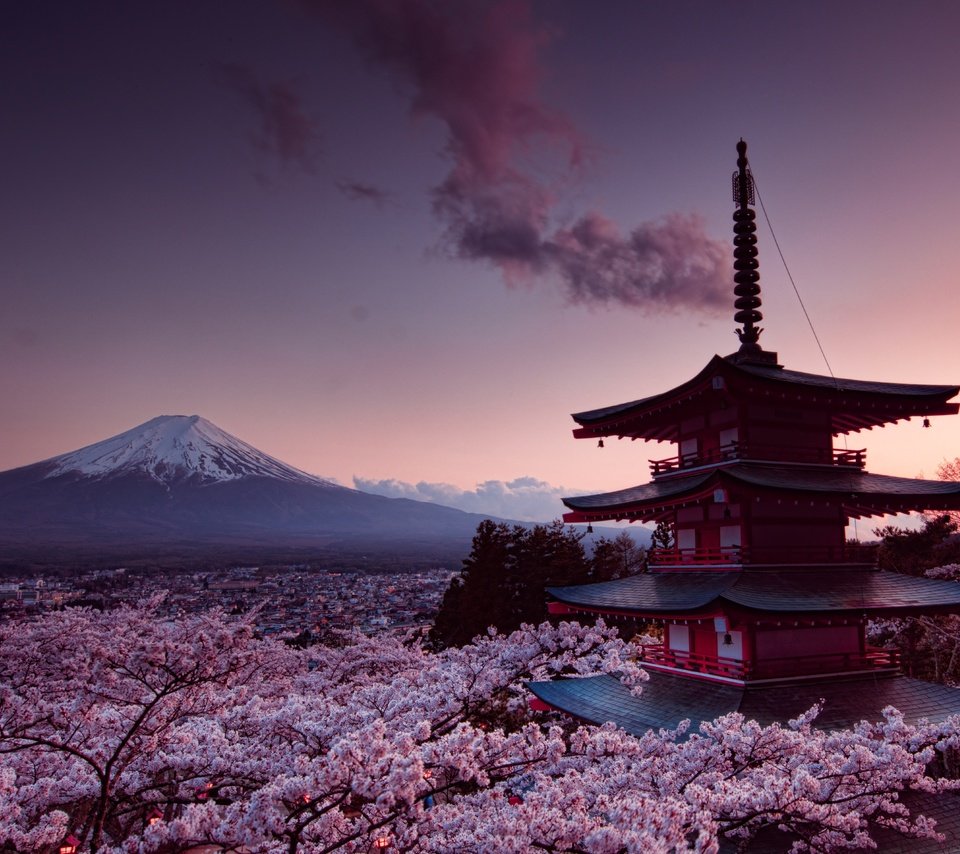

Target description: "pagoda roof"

left=571, top=355, right=959, bottom=440
left=527, top=671, right=960, bottom=736
left=548, top=571, right=737, bottom=613
left=547, top=569, right=960, bottom=617
left=562, top=462, right=960, bottom=521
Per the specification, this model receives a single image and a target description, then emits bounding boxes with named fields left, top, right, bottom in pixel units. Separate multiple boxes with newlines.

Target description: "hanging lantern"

left=59, top=836, right=80, bottom=854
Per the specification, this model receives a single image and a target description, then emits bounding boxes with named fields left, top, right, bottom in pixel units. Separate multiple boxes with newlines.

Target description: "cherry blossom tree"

left=0, top=598, right=301, bottom=852
left=3, top=604, right=960, bottom=854
left=869, top=563, right=960, bottom=685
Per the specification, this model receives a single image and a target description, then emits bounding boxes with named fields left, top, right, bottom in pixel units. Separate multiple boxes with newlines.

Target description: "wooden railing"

left=649, top=444, right=866, bottom=476
left=640, top=644, right=899, bottom=681
left=648, top=546, right=745, bottom=566
left=648, top=543, right=878, bottom=566
left=747, top=647, right=900, bottom=680
left=640, top=644, right=747, bottom=679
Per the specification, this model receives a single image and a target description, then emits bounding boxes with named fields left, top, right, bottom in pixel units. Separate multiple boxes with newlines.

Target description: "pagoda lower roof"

left=571, top=355, right=959, bottom=440
left=526, top=670, right=960, bottom=735
left=562, top=462, right=960, bottom=520
left=546, top=569, right=960, bottom=616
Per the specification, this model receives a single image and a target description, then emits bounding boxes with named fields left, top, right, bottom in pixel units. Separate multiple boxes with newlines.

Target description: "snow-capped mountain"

left=44, top=415, right=335, bottom=487
left=0, top=416, right=499, bottom=565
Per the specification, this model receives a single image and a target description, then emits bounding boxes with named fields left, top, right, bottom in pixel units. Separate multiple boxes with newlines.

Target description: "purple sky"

left=3, top=1, right=960, bottom=522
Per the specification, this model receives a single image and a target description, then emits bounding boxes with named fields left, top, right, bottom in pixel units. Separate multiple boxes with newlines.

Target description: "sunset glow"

left=3, top=1, right=959, bottom=521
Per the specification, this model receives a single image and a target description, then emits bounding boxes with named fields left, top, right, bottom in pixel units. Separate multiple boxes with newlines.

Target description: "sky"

left=3, top=0, right=960, bottom=523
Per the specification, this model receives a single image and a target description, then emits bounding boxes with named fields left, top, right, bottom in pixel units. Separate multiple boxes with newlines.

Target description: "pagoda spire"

left=731, top=139, right=765, bottom=358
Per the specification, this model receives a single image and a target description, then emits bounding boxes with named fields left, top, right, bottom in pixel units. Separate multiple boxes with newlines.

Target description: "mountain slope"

left=0, top=416, right=499, bottom=565
left=43, top=415, right=335, bottom=486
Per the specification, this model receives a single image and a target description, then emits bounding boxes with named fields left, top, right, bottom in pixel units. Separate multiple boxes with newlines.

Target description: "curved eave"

left=562, top=464, right=960, bottom=523
left=738, top=362, right=960, bottom=399
left=570, top=356, right=959, bottom=441
left=730, top=465, right=960, bottom=519
left=546, top=570, right=960, bottom=617
left=527, top=672, right=960, bottom=734
left=727, top=570, right=960, bottom=614
left=562, top=471, right=715, bottom=523
left=546, top=572, right=737, bottom=614
left=571, top=356, right=726, bottom=442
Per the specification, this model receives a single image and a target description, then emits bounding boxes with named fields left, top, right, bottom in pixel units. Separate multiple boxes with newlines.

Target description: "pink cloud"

left=311, top=0, right=730, bottom=314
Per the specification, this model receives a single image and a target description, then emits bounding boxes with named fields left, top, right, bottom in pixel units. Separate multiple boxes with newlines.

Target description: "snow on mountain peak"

left=44, top=415, right=337, bottom=486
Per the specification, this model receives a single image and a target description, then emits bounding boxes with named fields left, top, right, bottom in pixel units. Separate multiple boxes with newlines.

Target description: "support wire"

left=751, top=174, right=860, bottom=540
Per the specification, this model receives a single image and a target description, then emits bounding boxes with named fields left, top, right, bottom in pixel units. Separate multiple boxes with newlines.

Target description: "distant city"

left=0, top=566, right=457, bottom=639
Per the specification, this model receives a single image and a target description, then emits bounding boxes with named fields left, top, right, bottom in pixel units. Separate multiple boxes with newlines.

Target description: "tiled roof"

left=546, top=572, right=738, bottom=613
left=527, top=671, right=960, bottom=736
left=738, top=361, right=959, bottom=397
left=571, top=355, right=958, bottom=426
left=728, top=464, right=960, bottom=497
left=548, top=569, right=960, bottom=615
left=562, top=471, right=713, bottom=510
left=727, top=569, right=960, bottom=612
left=562, top=463, right=960, bottom=512
left=528, top=671, right=743, bottom=735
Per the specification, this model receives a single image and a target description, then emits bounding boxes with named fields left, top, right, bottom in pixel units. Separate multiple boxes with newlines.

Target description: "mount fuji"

left=42, top=415, right=340, bottom=487
left=0, top=416, right=499, bottom=566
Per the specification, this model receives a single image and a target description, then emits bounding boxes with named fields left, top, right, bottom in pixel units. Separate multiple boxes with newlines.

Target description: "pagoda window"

left=720, top=525, right=741, bottom=549
left=667, top=624, right=689, bottom=652
left=677, top=528, right=697, bottom=553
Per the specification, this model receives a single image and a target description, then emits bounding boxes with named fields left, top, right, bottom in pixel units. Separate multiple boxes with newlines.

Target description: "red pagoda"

left=529, top=141, right=960, bottom=732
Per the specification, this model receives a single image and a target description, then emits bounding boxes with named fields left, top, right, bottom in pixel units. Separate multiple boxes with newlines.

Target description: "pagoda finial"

left=731, top=139, right=764, bottom=356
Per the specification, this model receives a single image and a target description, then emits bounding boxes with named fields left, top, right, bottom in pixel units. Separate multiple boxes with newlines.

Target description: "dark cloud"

left=216, top=62, right=322, bottom=172
left=337, top=180, right=392, bottom=207
left=546, top=212, right=730, bottom=311
left=353, top=474, right=571, bottom=522
left=310, top=0, right=730, bottom=314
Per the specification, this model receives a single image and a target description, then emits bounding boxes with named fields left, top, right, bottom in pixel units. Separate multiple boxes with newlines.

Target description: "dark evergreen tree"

left=591, top=530, right=646, bottom=581
left=510, top=520, right=591, bottom=625
left=430, top=519, right=590, bottom=648
left=875, top=514, right=960, bottom=576
left=431, top=519, right=512, bottom=647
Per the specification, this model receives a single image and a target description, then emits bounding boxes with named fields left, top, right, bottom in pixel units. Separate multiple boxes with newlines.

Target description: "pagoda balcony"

left=639, top=643, right=899, bottom=682
left=649, top=543, right=878, bottom=567
left=649, top=546, right=746, bottom=566
left=649, top=444, right=866, bottom=477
